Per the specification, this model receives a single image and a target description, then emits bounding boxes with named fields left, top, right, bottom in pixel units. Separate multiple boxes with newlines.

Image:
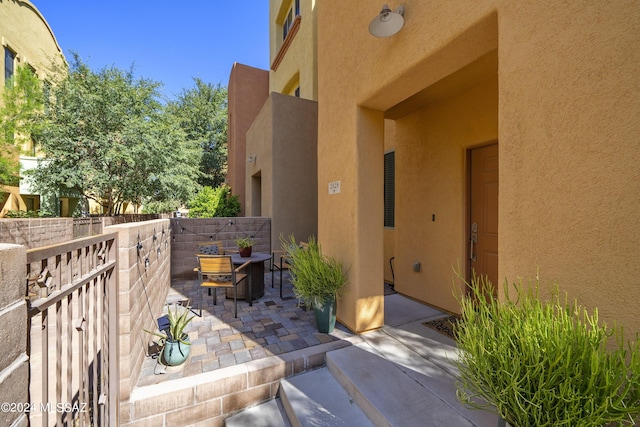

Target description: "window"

left=282, top=0, right=301, bottom=41
left=282, top=9, right=293, bottom=41
left=384, top=151, right=395, bottom=227
left=4, top=47, right=15, bottom=87
left=294, top=86, right=300, bottom=97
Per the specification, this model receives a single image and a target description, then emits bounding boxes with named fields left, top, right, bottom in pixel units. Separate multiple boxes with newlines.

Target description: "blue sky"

left=32, top=1, right=270, bottom=100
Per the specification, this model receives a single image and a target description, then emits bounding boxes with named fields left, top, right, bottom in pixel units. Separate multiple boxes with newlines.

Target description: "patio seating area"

left=137, top=269, right=354, bottom=386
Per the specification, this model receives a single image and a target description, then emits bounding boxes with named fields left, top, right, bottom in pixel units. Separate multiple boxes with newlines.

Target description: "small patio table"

left=226, top=253, right=272, bottom=302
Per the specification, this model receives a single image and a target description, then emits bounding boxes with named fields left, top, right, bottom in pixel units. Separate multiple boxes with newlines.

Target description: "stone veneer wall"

left=171, top=217, right=271, bottom=278
left=104, top=219, right=172, bottom=418
left=0, top=244, right=28, bottom=427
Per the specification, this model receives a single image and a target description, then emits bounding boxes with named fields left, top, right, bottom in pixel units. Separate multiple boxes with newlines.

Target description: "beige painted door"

left=469, top=143, right=499, bottom=290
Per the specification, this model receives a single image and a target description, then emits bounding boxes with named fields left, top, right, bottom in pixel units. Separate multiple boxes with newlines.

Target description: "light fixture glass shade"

left=369, top=4, right=405, bottom=38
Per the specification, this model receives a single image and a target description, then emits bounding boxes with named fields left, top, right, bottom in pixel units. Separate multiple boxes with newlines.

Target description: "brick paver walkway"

left=137, top=267, right=354, bottom=386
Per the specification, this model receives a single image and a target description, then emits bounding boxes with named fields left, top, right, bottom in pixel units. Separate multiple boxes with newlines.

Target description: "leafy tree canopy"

left=188, top=185, right=240, bottom=218
left=167, top=78, right=228, bottom=188
left=27, top=54, right=202, bottom=215
left=0, top=65, right=44, bottom=186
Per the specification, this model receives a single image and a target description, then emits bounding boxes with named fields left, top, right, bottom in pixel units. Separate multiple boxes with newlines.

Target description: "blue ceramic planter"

left=162, top=335, right=191, bottom=366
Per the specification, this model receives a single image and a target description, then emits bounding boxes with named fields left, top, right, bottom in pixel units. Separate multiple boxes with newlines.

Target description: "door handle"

left=469, top=222, right=478, bottom=262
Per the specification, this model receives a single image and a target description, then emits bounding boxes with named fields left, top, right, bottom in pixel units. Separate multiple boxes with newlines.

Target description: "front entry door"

left=469, top=143, right=499, bottom=290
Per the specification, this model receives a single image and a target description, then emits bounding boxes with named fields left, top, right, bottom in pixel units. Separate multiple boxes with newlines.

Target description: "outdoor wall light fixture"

left=369, top=4, right=405, bottom=38
left=144, top=257, right=150, bottom=271
left=247, top=155, right=256, bottom=163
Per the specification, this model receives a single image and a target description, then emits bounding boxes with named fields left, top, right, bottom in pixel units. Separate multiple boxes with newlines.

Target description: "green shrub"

left=454, top=272, right=640, bottom=427
left=281, top=234, right=348, bottom=308
left=142, top=200, right=179, bottom=214
left=5, top=209, right=53, bottom=218
left=187, top=185, right=240, bottom=218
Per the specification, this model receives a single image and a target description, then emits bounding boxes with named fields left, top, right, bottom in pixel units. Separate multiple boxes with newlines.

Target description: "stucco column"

left=319, top=107, right=385, bottom=333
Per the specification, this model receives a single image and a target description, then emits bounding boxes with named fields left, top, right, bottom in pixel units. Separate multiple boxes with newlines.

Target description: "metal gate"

left=26, top=233, right=119, bottom=426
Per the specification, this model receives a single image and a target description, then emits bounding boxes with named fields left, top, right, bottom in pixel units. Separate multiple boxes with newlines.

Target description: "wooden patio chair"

left=196, top=255, right=251, bottom=318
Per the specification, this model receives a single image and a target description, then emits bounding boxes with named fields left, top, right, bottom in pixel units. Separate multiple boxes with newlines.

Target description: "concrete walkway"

left=227, top=292, right=499, bottom=426
left=137, top=269, right=498, bottom=426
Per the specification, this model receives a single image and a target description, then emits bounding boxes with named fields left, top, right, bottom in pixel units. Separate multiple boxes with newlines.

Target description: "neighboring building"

left=228, top=0, right=318, bottom=248
left=227, top=63, right=269, bottom=217
left=317, top=2, right=640, bottom=334
left=0, top=0, right=69, bottom=216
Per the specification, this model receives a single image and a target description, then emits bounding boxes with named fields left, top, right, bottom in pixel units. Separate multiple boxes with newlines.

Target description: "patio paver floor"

left=137, top=269, right=354, bottom=387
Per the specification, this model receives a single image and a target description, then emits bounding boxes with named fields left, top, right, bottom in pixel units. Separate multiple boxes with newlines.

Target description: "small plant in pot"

left=454, top=271, right=640, bottom=427
left=282, top=235, right=348, bottom=333
left=235, top=237, right=255, bottom=257
left=145, top=303, right=195, bottom=366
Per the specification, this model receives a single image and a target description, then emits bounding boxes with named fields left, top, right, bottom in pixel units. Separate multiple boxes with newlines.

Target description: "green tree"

left=188, top=185, right=240, bottom=218
left=0, top=65, right=44, bottom=186
left=167, top=78, right=228, bottom=188
left=28, top=54, right=201, bottom=215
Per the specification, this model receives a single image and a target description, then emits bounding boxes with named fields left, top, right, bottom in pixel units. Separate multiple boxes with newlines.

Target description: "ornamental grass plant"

left=281, top=234, right=348, bottom=308
left=145, top=303, right=195, bottom=345
left=454, top=272, right=640, bottom=427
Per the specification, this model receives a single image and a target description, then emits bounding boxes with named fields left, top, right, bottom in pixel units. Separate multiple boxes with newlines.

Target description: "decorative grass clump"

left=281, top=235, right=347, bottom=308
left=454, top=272, right=640, bottom=427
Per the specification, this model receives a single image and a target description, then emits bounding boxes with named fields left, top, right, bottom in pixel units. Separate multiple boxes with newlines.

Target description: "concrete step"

left=225, top=398, right=292, bottom=427
left=326, top=345, right=475, bottom=427
left=279, top=367, right=374, bottom=427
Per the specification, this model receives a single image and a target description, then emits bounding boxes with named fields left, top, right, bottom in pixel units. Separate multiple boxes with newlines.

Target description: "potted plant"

left=454, top=271, right=640, bottom=427
left=282, top=235, right=348, bottom=333
left=145, top=303, right=195, bottom=366
left=235, top=237, right=255, bottom=257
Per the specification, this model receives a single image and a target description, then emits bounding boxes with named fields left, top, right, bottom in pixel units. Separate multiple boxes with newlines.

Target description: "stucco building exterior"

left=0, top=0, right=68, bottom=217
left=316, top=1, right=639, bottom=334
left=227, top=63, right=269, bottom=216
left=228, top=0, right=318, bottom=248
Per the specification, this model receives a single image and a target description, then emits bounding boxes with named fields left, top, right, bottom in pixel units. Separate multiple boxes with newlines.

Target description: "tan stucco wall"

left=498, top=1, right=640, bottom=335
left=246, top=92, right=318, bottom=249
left=270, top=0, right=317, bottom=100
left=394, top=76, right=498, bottom=314
left=318, top=1, right=640, bottom=335
left=227, top=63, right=269, bottom=215
left=0, top=0, right=62, bottom=87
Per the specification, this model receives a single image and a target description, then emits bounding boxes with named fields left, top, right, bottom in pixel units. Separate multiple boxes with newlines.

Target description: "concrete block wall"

left=0, top=218, right=75, bottom=248
left=0, top=244, right=29, bottom=427
left=105, top=219, right=172, bottom=410
left=122, top=339, right=354, bottom=426
left=171, top=217, right=271, bottom=278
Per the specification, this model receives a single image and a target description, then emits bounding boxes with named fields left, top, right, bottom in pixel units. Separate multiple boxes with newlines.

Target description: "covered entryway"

left=319, top=12, right=499, bottom=331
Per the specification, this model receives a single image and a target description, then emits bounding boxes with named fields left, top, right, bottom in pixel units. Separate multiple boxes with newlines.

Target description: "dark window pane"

left=5, top=47, right=15, bottom=86
left=384, top=151, right=395, bottom=227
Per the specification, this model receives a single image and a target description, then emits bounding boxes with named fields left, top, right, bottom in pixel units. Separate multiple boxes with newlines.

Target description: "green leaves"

left=26, top=54, right=202, bottom=214
left=187, top=185, right=240, bottom=218
left=167, top=78, right=228, bottom=188
left=454, top=271, right=640, bottom=426
left=282, top=235, right=348, bottom=308
left=0, top=65, right=45, bottom=184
